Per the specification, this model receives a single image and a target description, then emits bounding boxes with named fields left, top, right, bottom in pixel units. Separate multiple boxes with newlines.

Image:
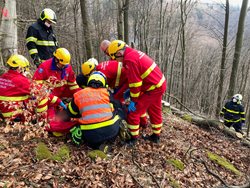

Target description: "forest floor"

left=0, top=110, right=249, bottom=188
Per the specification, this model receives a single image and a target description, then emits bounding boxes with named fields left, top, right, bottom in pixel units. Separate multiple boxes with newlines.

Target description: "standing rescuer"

left=108, top=40, right=167, bottom=144
left=220, top=94, right=245, bottom=134
left=26, top=8, right=58, bottom=67
left=67, top=71, right=121, bottom=149
left=33, top=47, right=80, bottom=99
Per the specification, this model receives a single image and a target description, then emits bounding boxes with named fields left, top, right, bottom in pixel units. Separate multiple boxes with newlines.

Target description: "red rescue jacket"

left=0, top=70, right=30, bottom=119
left=33, top=58, right=80, bottom=98
left=123, top=47, right=166, bottom=102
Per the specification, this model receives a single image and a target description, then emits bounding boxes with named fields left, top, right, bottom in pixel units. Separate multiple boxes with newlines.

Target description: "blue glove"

left=59, top=101, right=67, bottom=110
left=128, top=101, right=136, bottom=112
left=242, top=123, right=246, bottom=127
left=123, top=89, right=130, bottom=100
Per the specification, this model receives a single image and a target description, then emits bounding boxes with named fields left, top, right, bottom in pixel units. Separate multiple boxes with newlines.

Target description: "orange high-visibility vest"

left=74, top=87, right=113, bottom=124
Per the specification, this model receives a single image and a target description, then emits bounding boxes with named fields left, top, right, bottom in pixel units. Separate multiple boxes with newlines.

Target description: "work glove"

left=59, top=101, right=67, bottom=110
left=123, top=89, right=130, bottom=100
left=70, top=126, right=82, bottom=145
left=242, top=123, right=246, bottom=127
left=33, top=55, right=41, bottom=67
left=128, top=101, right=136, bottom=112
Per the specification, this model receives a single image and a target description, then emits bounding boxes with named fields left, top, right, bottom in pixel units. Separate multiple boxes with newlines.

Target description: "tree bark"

left=80, top=0, right=93, bottom=59
left=0, top=0, right=17, bottom=63
left=123, top=0, right=129, bottom=44
left=117, top=0, right=124, bottom=40
left=227, top=0, right=249, bottom=97
left=180, top=0, right=187, bottom=109
left=216, top=0, right=229, bottom=117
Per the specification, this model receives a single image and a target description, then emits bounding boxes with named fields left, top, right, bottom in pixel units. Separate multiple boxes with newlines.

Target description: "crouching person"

left=66, top=71, right=121, bottom=149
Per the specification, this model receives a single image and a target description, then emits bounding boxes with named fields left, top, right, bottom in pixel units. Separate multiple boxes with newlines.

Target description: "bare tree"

left=123, top=0, right=129, bottom=43
left=0, top=0, right=17, bottom=63
left=80, top=0, right=93, bottom=59
left=117, top=0, right=124, bottom=40
left=228, top=0, right=249, bottom=97
left=216, top=0, right=229, bottom=116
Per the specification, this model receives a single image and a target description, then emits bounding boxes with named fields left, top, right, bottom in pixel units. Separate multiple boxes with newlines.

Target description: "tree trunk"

left=80, top=0, right=93, bottom=59
left=0, top=0, right=17, bottom=64
left=123, top=0, right=129, bottom=44
left=180, top=0, right=186, bottom=109
left=117, top=0, right=124, bottom=40
left=227, top=0, right=248, bottom=97
left=216, top=0, right=229, bottom=117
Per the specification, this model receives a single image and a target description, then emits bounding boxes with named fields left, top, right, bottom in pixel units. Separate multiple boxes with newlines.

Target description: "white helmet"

left=232, top=94, right=242, bottom=104
left=88, top=58, right=98, bottom=66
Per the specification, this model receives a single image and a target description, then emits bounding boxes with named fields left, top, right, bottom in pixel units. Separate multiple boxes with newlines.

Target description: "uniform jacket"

left=220, top=100, right=245, bottom=123
left=0, top=70, right=30, bottom=119
left=67, top=87, right=121, bottom=144
left=123, top=47, right=166, bottom=102
left=68, top=87, right=114, bottom=125
left=26, top=19, right=57, bottom=61
left=96, top=60, right=127, bottom=89
left=33, top=58, right=80, bottom=98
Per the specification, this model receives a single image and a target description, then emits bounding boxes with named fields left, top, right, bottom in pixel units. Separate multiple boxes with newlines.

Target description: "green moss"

left=87, top=150, right=107, bottom=160
left=167, top=159, right=185, bottom=171
left=207, top=151, right=241, bottom=176
left=182, top=114, right=192, bottom=122
left=166, top=173, right=180, bottom=188
left=163, top=107, right=172, bottom=114
left=35, top=142, right=52, bottom=160
left=51, top=145, right=70, bottom=162
left=35, top=143, right=70, bottom=162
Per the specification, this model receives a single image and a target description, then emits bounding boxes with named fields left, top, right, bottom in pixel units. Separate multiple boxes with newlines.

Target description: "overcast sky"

left=200, top=0, right=246, bottom=6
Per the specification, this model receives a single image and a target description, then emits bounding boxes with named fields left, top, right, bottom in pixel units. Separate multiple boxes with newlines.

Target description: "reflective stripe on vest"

left=2, top=109, right=22, bottom=118
left=115, top=62, right=122, bottom=87
left=36, top=40, right=56, bottom=46
left=0, top=95, right=29, bottom=101
left=80, top=115, right=120, bottom=130
left=29, top=49, right=38, bottom=55
left=74, top=88, right=113, bottom=124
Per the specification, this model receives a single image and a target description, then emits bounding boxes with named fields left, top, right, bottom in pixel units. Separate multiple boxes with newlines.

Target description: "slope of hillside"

left=0, top=111, right=249, bottom=188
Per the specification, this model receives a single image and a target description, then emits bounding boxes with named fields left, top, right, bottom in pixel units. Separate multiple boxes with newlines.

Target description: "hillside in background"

left=0, top=110, right=249, bottom=187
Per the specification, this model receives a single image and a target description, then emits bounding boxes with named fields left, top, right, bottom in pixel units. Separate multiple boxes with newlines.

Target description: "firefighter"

left=108, top=40, right=167, bottom=144
left=26, top=8, right=58, bottom=67
left=33, top=48, right=80, bottom=99
left=99, top=40, right=149, bottom=128
left=0, top=55, right=31, bottom=121
left=220, top=94, right=245, bottom=134
left=67, top=71, right=121, bottom=149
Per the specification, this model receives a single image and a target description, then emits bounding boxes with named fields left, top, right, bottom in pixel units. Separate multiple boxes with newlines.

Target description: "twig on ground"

left=127, top=171, right=144, bottom=188
left=166, top=93, right=205, bottom=118
left=189, top=148, right=250, bottom=188
left=131, top=147, right=161, bottom=188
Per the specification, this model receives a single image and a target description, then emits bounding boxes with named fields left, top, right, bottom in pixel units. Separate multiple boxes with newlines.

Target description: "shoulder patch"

left=38, top=68, right=43, bottom=73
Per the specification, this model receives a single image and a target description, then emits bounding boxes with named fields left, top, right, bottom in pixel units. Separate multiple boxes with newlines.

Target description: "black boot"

left=125, top=137, right=137, bottom=146
left=143, top=134, right=160, bottom=143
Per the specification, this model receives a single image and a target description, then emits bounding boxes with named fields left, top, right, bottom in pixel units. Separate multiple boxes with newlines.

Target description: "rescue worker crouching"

left=220, top=94, right=245, bottom=134
left=67, top=71, right=121, bottom=149
left=0, top=54, right=31, bottom=122
left=33, top=47, right=80, bottom=99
